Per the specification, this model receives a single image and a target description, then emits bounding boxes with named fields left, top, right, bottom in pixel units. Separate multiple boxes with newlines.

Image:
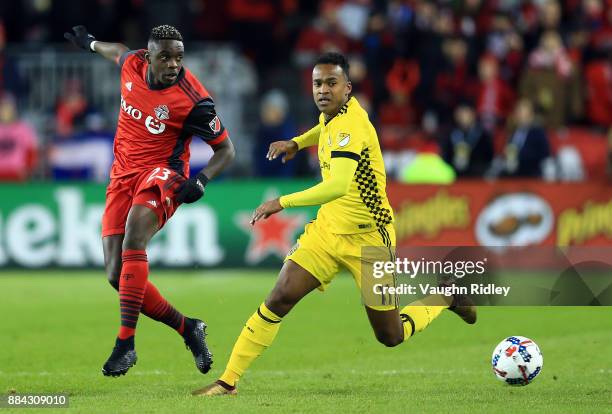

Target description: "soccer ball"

left=491, top=336, right=543, bottom=385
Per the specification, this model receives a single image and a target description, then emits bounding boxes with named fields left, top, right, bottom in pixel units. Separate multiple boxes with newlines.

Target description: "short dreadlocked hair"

left=149, top=25, right=183, bottom=42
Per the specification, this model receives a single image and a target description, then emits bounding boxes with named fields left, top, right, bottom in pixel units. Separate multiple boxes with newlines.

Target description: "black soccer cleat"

left=102, top=337, right=137, bottom=377
left=439, top=278, right=477, bottom=324
left=183, top=318, right=213, bottom=374
left=448, top=288, right=477, bottom=324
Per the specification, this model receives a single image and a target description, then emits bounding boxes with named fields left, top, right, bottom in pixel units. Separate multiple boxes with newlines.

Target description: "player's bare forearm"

left=175, top=138, right=234, bottom=204
left=200, top=137, right=236, bottom=180
left=92, top=42, right=130, bottom=64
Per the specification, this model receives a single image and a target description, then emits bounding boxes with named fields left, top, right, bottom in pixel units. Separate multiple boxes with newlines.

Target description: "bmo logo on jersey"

left=121, top=96, right=167, bottom=135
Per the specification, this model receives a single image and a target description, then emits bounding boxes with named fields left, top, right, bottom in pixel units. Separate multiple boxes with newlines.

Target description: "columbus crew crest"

left=338, top=132, right=350, bottom=147
left=154, top=105, right=170, bottom=120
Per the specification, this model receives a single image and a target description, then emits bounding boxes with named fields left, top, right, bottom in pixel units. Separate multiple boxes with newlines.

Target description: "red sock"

left=118, top=249, right=149, bottom=339
left=141, top=281, right=186, bottom=335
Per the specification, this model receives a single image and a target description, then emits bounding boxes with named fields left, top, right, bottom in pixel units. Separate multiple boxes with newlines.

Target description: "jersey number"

left=147, top=167, right=171, bottom=183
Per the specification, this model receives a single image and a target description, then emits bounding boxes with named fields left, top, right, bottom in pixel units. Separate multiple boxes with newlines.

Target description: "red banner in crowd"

left=387, top=180, right=612, bottom=247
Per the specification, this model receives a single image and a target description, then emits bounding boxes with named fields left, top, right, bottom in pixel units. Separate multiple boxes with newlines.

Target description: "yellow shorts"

left=285, top=219, right=397, bottom=311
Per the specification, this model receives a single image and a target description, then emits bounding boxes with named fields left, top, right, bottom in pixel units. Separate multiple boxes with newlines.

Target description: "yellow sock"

left=219, top=303, right=282, bottom=387
left=400, top=294, right=449, bottom=339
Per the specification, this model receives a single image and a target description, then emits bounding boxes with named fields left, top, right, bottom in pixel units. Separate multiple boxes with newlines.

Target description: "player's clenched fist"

left=266, top=140, right=298, bottom=163
left=175, top=173, right=208, bottom=204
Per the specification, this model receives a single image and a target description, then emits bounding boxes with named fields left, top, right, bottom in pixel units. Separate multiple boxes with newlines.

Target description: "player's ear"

left=345, top=80, right=352, bottom=97
left=144, top=51, right=151, bottom=64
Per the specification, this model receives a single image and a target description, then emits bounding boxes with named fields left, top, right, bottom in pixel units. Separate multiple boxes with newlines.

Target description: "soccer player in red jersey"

left=64, top=25, right=235, bottom=377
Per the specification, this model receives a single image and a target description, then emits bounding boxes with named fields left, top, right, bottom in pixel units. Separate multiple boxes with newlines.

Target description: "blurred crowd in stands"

left=0, top=0, right=611, bottom=182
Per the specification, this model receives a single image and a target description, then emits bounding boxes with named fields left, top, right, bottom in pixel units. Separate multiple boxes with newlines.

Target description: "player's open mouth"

left=164, top=73, right=178, bottom=80
left=318, top=98, right=331, bottom=104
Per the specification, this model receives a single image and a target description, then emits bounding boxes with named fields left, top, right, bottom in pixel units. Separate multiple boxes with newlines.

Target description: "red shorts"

left=102, top=166, right=185, bottom=238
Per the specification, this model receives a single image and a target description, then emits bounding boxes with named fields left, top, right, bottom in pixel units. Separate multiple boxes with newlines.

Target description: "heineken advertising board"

left=0, top=181, right=318, bottom=268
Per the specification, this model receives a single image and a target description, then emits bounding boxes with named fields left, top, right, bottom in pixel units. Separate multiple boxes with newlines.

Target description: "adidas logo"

left=125, top=81, right=132, bottom=91
left=147, top=200, right=157, bottom=207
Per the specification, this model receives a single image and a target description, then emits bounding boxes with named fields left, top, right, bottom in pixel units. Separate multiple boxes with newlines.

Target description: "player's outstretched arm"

left=64, top=25, right=129, bottom=64
left=250, top=156, right=357, bottom=224
left=279, top=156, right=357, bottom=207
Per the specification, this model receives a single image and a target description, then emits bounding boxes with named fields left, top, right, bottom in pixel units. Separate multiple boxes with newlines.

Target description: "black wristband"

left=196, top=172, right=209, bottom=186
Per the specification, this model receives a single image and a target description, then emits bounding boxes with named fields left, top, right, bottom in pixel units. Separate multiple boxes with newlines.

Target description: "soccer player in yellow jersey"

left=193, top=52, right=476, bottom=396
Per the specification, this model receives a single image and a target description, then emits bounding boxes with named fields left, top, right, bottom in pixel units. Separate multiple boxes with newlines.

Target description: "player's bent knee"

left=122, top=235, right=148, bottom=251
left=375, top=332, right=404, bottom=347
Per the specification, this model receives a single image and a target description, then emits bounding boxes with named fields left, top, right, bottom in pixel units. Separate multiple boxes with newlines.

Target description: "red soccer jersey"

left=111, top=49, right=228, bottom=178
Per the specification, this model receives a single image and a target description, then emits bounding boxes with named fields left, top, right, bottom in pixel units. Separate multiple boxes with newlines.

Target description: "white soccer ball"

left=491, top=336, right=543, bottom=386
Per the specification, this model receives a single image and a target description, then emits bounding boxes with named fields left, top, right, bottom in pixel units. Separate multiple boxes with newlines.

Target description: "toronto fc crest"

left=154, top=105, right=170, bottom=120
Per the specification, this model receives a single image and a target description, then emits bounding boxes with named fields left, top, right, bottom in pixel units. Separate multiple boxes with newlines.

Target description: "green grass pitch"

left=1, top=270, right=611, bottom=413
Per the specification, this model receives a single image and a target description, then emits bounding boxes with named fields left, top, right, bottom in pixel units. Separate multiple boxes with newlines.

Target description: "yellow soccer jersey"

left=314, top=96, right=394, bottom=234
